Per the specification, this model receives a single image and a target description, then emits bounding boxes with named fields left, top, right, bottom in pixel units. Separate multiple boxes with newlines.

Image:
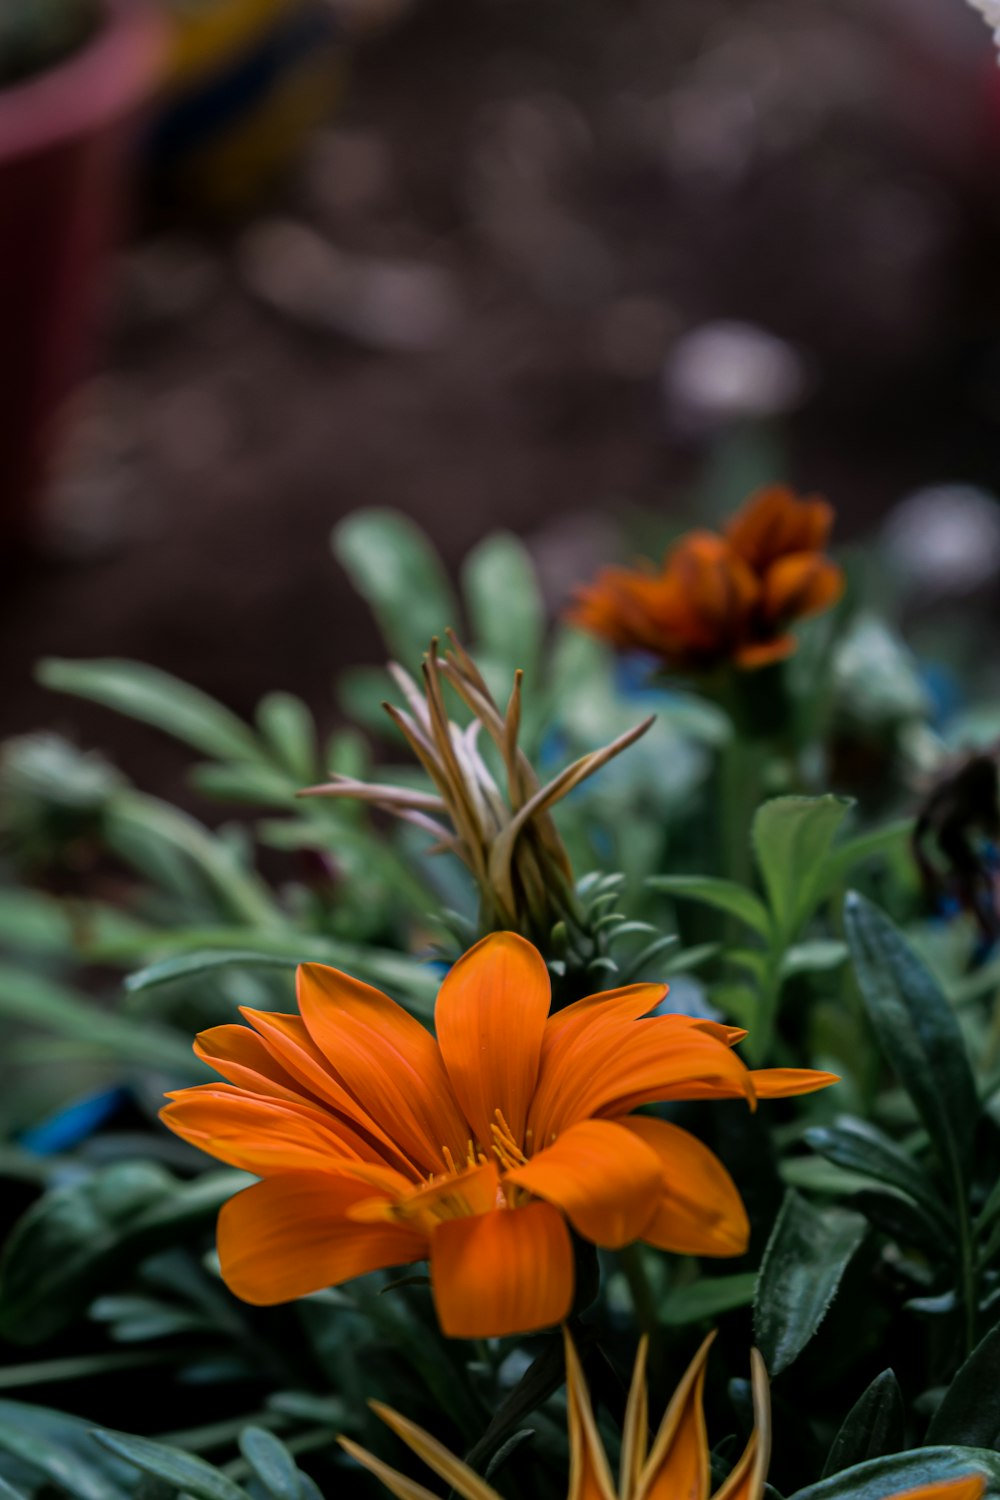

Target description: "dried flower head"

left=302, top=633, right=652, bottom=941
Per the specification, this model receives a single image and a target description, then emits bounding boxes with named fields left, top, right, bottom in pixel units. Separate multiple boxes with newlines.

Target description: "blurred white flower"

left=969, top=0, right=1000, bottom=48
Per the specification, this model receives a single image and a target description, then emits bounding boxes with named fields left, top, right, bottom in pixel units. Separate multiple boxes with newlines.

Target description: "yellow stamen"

left=490, top=1108, right=527, bottom=1171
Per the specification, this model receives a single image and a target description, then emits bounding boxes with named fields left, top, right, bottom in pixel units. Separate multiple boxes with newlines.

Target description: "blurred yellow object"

left=148, top=0, right=346, bottom=217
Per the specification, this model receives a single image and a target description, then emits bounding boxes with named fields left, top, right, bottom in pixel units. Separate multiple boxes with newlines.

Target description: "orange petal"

left=160, top=1085, right=380, bottom=1176
left=667, top=533, right=759, bottom=650
left=507, top=1119, right=661, bottom=1248
left=353, top=1161, right=501, bottom=1234
left=726, top=486, right=833, bottom=570
left=621, top=1116, right=750, bottom=1258
left=430, top=1201, right=573, bottom=1337
left=435, top=932, right=551, bottom=1153
left=240, top=1007, right=417, bottom=1175
left=194, top=1024, right=318, bottom=1106
left=712, top=1349, right=771, bottom=1500
left=635, top=1331, right=714, bottom=1500
left=732, top=635, right=798, bottom=670
left=749, top=1068, right=840, bottom=1098
left=888, top=1481, right=986, bottom=1500
left=530, top=1017, right=756, bottom=1144
left=296, top=963, right=469, bottom=1174
left=761, top=553, right=844, bottom=625
left=563, top=1329, right=618, bottom=1500
left=217, top=1171, right=427, bottom=1304
left=542, top=983, right=668, bottom=1048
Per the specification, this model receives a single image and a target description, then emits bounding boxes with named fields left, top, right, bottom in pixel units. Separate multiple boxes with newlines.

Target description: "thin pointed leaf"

left=821, top=1371, right=905, bottom=1478
left=844, top=892, right=978, bottom=1187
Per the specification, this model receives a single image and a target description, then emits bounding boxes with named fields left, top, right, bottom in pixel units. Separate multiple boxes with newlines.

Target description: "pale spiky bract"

left=302, top=632, right=652, bottom=943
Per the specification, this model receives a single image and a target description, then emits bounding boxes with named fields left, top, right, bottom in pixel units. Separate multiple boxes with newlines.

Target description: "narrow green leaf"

left=0, top=1165, right=246, bottom=1344
left=822, top=1371, right=905, bottom=1478
left=255, top=694, right=317, bottom=783
left=125, top=950, right=299, bottom=992
left=790, top=1448, right=1000, bottom=1500
left=483, top=1431, right=535, bottom=1484
left=844, top=892, right=978, bottom=1187
left=332, top=510, right=460, bottom=671
left=464, top=1327, right=594, bottom=1473
left=849, top=1188, right=952, bottom=1260
left=122, top=936, right=438, bottom=1015
left=926, top=1321, right=1000, bottom=1447
left=93, top=1431, right=249, bottom=1500
left=238, top=1427, right=304, bottom=1500
left=105, top=792, right=283, bottom=931
left=462, top=532, right=544, bottom=678
left=189, top=763, right=296, bottom=806
left=754, top=1190, right=868, bottom=1374
left=0, top=1402, right=135, bottom=1500
left=805, top=1117, right=948, bottom=1226
left=648, top=876, right=772, bottom=939
left=779, top=940, right=848, bottom=982
left=660, top=1272, right=757, bottom=1326
left=38, top=659, right=261, bottom=765
left=753, top=795, right=854, bottom=938
left=812, top=819, right=913, bottom=905
left=0, top=963, right=197, bottom=1076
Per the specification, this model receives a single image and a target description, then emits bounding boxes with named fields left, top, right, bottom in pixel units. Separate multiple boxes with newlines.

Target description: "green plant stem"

left=619, top=1245, right=656, bottom=1334
left=957, top=1196, right=978, bottom=1359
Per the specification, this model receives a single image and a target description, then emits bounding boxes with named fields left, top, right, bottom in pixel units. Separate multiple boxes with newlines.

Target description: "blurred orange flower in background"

left=162, top=932, right=836, bottom=1338
left=570, top=486, right=844, bottom=673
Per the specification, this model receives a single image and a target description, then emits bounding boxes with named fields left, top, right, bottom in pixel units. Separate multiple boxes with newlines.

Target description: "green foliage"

left=753, top=1190, right=868, bottom=1375
left=3, top=504, right=999, bottom=1500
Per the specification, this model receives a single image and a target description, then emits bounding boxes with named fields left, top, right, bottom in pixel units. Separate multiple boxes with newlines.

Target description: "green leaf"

left=805, top=1117, right=947, bottom=1225
left=926, top=1321, right=1000, bottom=1447
left=811, top=819, right=913, bottom=906
left=37, top=659, right=261, bottom=765
left=822, top=1370, right=905, bottom=1478
left=754, top=1190, right=868, bottom=1374
left=660, top=1272, right=757, bottom=1326
left=125, top=949, right=299, bottom=992
left=844, top=892, right=978, bottom=1187
left=189, top=763, right=296, bottom=806
left=238, top=1427, right=305, bottom=1500
left=779, top=940, right=848, bottom=982
left=461, top=532, right=544, bottom=678
left=753, top=795, right=854, bottom=939
left=464, top=1327, right=594, bottom=1473
left=647, top=876, right=772, bottom=939
left=104, top=792, right=283, bottom=931
left=0, top=1164, right=246, bottom=1344
left=790, top=1448, right=1000, bottom=1500
left=122, top=935, right=438, bottom=1014
left=332, top=510, right=460, bottom=671
left=255, top=694, right=317, bottom=783
left=93, top=1431, right=249, bottom=1500
left=851, top=1188, right=952, bottom=1259
left=0, top=963, right=197, bottom=1076
left=0, top=1401, right=138, bottom=1500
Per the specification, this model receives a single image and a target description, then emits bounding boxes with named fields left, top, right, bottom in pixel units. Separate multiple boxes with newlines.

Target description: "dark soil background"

left=4, top=0, right=1000, bottom=802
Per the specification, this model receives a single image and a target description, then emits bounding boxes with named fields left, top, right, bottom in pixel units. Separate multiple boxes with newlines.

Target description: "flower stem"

left=619, top=1244, right=657, bottom=1334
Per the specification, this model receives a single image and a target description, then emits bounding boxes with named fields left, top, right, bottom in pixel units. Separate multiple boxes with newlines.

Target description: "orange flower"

left=340, top=1330, right=986, bottom=1500
left=161, top=933, right=835, bottom=1338
left=570, top=486, right=844, bottom=673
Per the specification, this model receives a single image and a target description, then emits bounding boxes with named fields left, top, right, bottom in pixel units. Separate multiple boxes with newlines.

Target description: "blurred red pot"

left=0, top=0, right=164, bottom=546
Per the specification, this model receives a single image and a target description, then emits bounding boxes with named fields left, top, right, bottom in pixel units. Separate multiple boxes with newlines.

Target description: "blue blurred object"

left=20, top=1086, right=127, bottom=1155
left=919, top=660, right=965, bottom=730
